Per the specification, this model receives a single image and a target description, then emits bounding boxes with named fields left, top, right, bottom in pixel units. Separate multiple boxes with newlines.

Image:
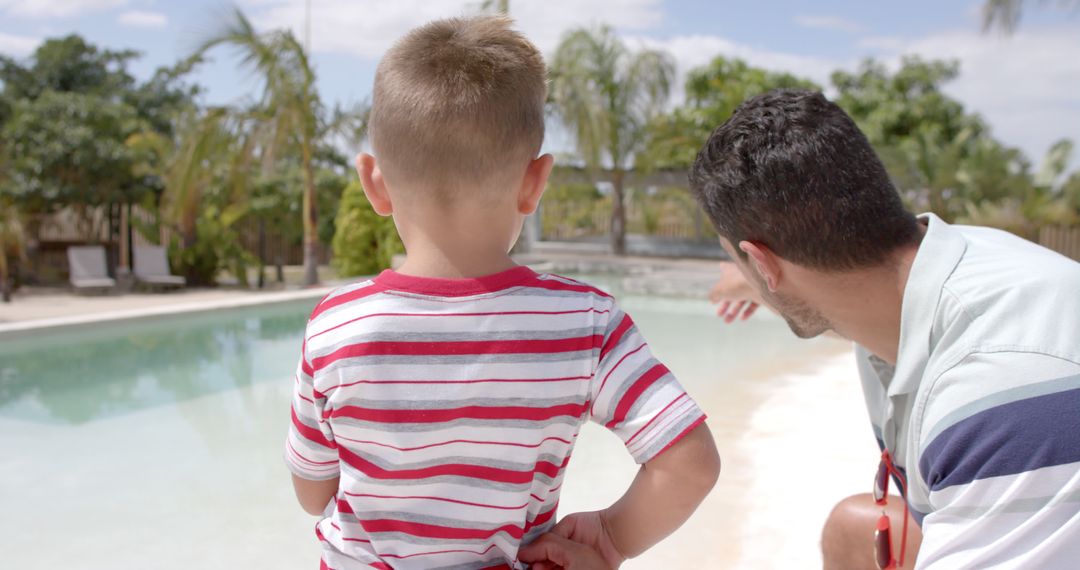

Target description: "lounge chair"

left=67, top=245, right=116, bottom=291
left=133, top=245, right=186, bottom=288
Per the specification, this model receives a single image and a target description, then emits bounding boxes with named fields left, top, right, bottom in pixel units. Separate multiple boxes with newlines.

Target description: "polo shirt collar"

left=887, top=213, right=967, bottom=398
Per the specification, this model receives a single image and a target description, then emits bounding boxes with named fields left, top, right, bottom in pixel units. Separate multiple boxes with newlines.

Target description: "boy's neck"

left=396, top=244, right=517, bottom=280
left=391, top=193, right=523, bottom=280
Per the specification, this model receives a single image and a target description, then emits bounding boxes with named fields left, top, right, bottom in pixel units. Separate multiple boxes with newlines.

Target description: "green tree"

left=832, top=57, right=1002, bottom=220
left=959, top=140, right=1079, bottom=237
left=0, top=36, right=146, bottom=227
left=642, top=56, right=819, bottom=170
left=0, top=35, right=200, bottom=281
left=332, top=180, right=402, bottom=277
left=195, top=7, right=323, bottom=285
left=550, top=26, right=674, bottom=255
left=1, top=91, right=140, bottom=229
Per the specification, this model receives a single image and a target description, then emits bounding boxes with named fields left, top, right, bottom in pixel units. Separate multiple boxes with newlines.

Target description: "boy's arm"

left=284, top=340, right=341, bottom=515
left=521, top=424, right=719, bottom=568
left=292, top=474, right=340, bottom=516
left=601, top=423, right=720, bottom=559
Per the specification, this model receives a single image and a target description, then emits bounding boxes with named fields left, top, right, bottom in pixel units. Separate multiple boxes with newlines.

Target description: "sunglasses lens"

left=874, top=460, right=889, bottom=503
left=875, top=517, right=893, bottom=569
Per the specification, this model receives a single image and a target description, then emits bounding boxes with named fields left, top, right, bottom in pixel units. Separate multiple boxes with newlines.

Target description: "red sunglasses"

left=873, top=450, right=910, bottom=569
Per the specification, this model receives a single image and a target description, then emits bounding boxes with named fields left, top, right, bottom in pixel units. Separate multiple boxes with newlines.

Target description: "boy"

left=284, top=16, right=720, bottom=570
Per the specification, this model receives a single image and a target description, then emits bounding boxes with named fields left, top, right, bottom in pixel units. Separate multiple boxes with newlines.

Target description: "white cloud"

left=628, top=34, right=848, bottom=108
left=0, top=31, right=41, bottom=57
left=858, top=27, right=1080, bottom=163
left=634, top=34, right=845, bottom=87
left=0, top=0, right=128, bottom=18
left=240, top=0, right=663, bottom=58
left=117, top=10, right=167, bottom=29
left=795, top=15, right=865, bottom=34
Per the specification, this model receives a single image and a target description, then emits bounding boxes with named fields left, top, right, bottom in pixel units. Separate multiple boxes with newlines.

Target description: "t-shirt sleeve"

left=283, top=339, right=340, bottom=480
left=588, top=304, right=706, bottom=464
left=913, top=353, right=1080, bottom=568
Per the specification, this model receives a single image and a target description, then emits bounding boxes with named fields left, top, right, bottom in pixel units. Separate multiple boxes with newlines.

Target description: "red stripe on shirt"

left=343, top=492, right=528, bottom=511
left=625, top=393, right=689, bottom=446
left=323, top=375, right=592, bottom=393
left=339, top=447, right=571, bottom=484
left=379, top=544, right=503, bottom=561
left=312, top=336, right=603, bottom=371
left=361, top=518, right=525, bottom=541
left=650, top=414, right=707, bottom=459
left=605, top=364, right=671, bottom=429
left=333, top=434, right=578, bottom=452
left=523, top=503, right=559, bottom=533
left=310, top=308, right=612, bottom=341
left=527, top=275, right=613, bottom=299
left=310, top=283, right=385, bottom=320
left=287, top=440, right=337, bottom=466
left=331, top=402, right=587, bottom=424
left=291, top=406, right=337, bottom=449
left=592, top=343, right=648, bottom=411
left=600, top=314, right=634, bottom=361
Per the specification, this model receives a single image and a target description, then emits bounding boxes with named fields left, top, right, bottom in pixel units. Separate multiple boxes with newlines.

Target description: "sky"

left=1, top=0, right=1078, bottom=166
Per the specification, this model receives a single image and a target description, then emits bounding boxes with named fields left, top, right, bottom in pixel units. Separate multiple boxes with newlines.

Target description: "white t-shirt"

left=858, top=214, right=1080, bottom=569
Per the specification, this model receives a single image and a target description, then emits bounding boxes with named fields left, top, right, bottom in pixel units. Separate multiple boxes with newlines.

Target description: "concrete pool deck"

left=0, top=286, right=336, bottom=339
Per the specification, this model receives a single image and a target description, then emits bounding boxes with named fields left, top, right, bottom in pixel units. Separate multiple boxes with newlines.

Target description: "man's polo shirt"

left=856, top=213, right=1080, bottom=568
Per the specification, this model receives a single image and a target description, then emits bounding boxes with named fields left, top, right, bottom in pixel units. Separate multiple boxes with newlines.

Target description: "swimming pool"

left=0, top=282, right=855, bottom=568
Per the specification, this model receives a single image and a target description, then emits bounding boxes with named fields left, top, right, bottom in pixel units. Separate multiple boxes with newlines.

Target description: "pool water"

left=0, top=301, right=314, bottom=425
left=0, top=283, right=859, bottom=569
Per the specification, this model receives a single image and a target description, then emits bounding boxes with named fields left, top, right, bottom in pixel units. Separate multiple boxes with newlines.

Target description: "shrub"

left=331, top=180, right=403, bottom=277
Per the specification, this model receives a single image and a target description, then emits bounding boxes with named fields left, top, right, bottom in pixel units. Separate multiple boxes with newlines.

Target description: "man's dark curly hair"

left=689, top=89, right=920, bottom=270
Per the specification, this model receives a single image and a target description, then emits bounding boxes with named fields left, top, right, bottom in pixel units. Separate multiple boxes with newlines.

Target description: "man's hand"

left=709, top=261, right=762, bottom=323
left=518, top=530, right=615, bottom=570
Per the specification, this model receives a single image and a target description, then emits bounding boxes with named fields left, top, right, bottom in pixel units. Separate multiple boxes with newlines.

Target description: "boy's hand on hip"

left=518, top=529, right=616, bottom=570
left=548, top=511, right=625, bottom=568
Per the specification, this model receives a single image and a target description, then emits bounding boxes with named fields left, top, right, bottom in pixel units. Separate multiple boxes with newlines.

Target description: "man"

left=692, top=89, right=1080, bottom=569
left=525, top=89, right=1080, bottom=568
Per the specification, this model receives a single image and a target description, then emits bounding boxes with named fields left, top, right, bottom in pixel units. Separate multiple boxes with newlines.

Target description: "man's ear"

left=355, top=153, right=393, bottom=216
left=739, top=241, right=782, bottom=292
left=517, top=153, right=554, bottom=215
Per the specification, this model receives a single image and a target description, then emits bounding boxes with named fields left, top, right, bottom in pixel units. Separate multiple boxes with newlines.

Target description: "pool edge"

left=0, top=287, right=335, bottom=340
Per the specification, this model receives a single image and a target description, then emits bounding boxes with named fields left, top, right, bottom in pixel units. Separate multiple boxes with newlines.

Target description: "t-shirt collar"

left=888, top=213, right=968, bottom=397
left=373, top=265, right=537, bottom=297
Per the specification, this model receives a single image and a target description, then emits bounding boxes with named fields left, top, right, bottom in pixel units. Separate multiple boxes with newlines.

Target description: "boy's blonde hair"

left=369, top=16, right=547, bottom=198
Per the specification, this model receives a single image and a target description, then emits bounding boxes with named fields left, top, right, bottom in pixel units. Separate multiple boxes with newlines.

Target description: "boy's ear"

left=517, top=153, right=554, bottom=215
left=355, top=153, right=393, bottom=216
left=739, top=241, right=782, bottom=292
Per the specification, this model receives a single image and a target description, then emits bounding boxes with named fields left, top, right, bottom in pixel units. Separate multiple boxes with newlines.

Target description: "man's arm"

left=521, top=424, right=720, bottom=568
left=292, top=474, right=339, bottom=516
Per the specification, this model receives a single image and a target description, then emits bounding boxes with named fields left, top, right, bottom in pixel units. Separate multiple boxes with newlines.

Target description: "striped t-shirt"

left=857, top=214, right=1080, bottom=568
left=284, top=266, right=706, bottom=570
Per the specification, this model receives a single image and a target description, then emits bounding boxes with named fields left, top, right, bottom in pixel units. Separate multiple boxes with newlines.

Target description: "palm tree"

left=195, top=8, right=322, bottom=286
left=983, top=0, right=1080, bottom=33
left=550, top=27, right=674, bottom=255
